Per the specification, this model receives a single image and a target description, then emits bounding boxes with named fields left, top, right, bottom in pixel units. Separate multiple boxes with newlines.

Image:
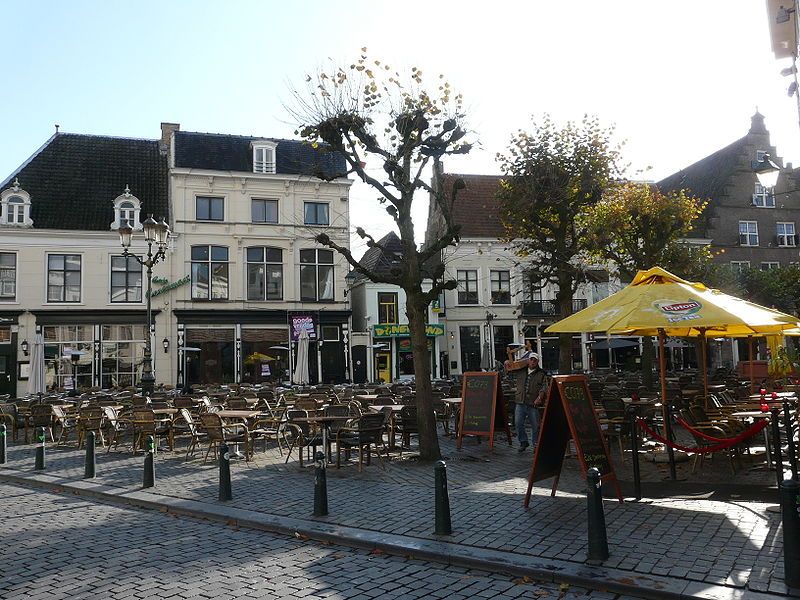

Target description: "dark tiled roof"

left=1, top=133, right=168, bottom=231
left=656, top=136, right=748, bottom=199
left=354, top=232, right=404, bottom=281
left=174, top=131, right=347, bottom=180
left=441, top=173, right=505, bottom=238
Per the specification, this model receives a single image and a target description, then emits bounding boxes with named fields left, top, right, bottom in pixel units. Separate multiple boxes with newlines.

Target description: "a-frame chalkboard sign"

left=524, top=374, right=623, bottom=504
left=457, top=372, right=512, bottom=450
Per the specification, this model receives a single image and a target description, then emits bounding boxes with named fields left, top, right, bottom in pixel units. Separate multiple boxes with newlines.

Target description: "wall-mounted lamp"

left=162, top=337, right=170, bottom=353
left=449, top=331, right=455, bottom=340
left=21, top=339, right=29, bottom=356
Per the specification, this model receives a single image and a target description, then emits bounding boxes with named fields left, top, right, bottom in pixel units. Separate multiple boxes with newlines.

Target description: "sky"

left=2, top=1, right=799, bottom=259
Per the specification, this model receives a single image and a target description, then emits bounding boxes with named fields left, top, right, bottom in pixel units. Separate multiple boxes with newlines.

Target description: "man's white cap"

left=528, top=353, right=540, bottom=361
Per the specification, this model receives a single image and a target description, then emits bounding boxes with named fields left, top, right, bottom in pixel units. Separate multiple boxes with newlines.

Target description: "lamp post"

left=68, top=351, right=82, bottom=397
left=118, top=216, right=170, bottom=397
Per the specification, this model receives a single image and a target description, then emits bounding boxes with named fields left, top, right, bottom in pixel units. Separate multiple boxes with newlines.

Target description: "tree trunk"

left=557, top=277, right=574, bottom=374
left=406, top=294, right=442, bottom=461
left=641, top=336, right=655, bottom=390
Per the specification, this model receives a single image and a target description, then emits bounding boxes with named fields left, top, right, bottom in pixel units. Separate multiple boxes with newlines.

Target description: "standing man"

left=513, top=353, right=548, bottom=452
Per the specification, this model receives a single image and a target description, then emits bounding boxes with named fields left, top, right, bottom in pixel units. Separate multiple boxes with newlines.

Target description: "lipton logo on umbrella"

left=656, top=299, right=702, bottom=322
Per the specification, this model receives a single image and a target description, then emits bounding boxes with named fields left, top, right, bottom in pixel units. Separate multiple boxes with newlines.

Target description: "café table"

left=731, top=410, right=774, bottom=468
left=290, top=415, right=353, bottom=465
left=216, top=410, right=260, bottom=458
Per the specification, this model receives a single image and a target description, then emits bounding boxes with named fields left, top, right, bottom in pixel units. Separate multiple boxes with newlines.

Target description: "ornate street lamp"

left=754, top=153, right=781, bottom=189
left=118, top=215, right=170, bottom=396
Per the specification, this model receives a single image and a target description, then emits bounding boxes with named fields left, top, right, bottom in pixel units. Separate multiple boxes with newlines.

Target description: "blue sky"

left=3, top=1, right=799, bottom=256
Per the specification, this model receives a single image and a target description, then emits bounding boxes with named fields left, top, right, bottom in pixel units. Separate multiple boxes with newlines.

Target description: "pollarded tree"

left=581, top=182, right=711, bottom=387
left=497, top=115, right=623, bottom=373
left=289, top=51, right=472, bottom=461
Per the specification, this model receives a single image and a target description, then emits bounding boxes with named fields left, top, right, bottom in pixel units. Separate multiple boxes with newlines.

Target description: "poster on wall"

left=261, top=363, right=271, bottom=376
left=290, top=314, right=318, bottom=341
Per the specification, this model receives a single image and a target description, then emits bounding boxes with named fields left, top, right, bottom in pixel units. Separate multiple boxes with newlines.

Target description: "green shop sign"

left=148, top=275, right=191, bottom=298
left=373, top=323, right=445, bottom=338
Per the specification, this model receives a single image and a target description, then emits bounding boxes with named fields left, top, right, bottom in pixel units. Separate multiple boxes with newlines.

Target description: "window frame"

left=490, top=270, right=511, bottom=305
left=251, top=198, right=279, bottom=224
left=195, top=196, right=225, bottom=222
left=378, top=292, right=399, bottom=324
left=0, top=183, right=33, bottom=227
left=46, top=253, right=82, bottom=303
left=245, top=246, right=284, bottom=301
left=252, top=141, right=277, bottom=174
left=303, top=202, right=330, bottom=226
left=456, top=269, right=479, bottom=305
left=110, top=255, right=143, bottom=304
left=761, top=262, right=780, bottom=271
left=299, top=248, right=335, bottom=302
left=730, top=261, right=750, bottom=274
left=190, top=245, right=229, bottom=300
left=777, top=222, right=797, bottom=247
left=753, top=183, right=775, bottom=208
left=739, top=221, right=759, bottom=246
left=0, top=252, right=17, bottom=301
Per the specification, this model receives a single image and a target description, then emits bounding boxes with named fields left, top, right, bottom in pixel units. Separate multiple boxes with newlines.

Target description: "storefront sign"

left=397, top=338, right=433, bottom=352
left=431, top=299, right=441, bottom=313
left=373, top=323, right=445, bottom=338
left=290, top=314, right=318, bottom=341
left=149, top=275, right=190, bottom=298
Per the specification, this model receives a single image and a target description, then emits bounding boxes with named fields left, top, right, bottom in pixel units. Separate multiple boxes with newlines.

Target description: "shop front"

left=0, top=311, right=22, bottom=396
left=372, top=323, right=443, bottom=382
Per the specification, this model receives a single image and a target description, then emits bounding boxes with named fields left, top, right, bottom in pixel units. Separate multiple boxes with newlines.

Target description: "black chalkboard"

left=525, top=375, right=622, bottom=504
left=457, top=372, right=498, bottom=449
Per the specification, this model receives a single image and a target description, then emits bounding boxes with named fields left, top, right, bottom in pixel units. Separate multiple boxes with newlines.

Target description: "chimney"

left=160, top=122, right=180, bottom=155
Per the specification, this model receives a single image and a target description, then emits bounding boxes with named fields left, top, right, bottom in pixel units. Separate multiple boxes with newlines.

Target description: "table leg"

left=322, top=426, right=329, bottom=465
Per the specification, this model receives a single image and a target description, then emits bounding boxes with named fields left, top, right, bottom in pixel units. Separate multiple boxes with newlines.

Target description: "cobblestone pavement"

left=0, top=430, right=790, bottom=596
left=1, top=483, right=644, bottom=600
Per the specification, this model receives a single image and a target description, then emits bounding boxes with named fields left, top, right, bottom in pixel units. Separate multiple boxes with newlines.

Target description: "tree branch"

left=315, top=233, right=401, bottom=286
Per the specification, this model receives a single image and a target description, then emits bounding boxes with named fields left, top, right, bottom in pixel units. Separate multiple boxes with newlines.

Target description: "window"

left=457, top=270, right=478, bottom=304
left=761, top=262, right=780, bottom=271
left=756, top=150, right=767, bottom=162
left=246, top=247, right=283, bottom=301
left=196, top=196, right=224, bottom=221
left=300, top=249, right=334, bottom=301
left=304, top=202, right=330, bottom=226
left=252, top=141, right=277, bottom=174
left=101, top=325, right=147, bottom=388
left=0, top=180, right=32, bottom=227
left=378, top=292, right=398, bottom=324
left=753, top=183, right=775, bottom=208
left=47, top=254, right=81, bottom=302
left=191, top=245, right=229, bottom=299
left=777, top=222, right=797, bottom=247
left=739, top=221, right=759, bottom=246
left=110, top=255, right=143, bottom=303
left=0, top=253, right=15, bottom=300
left=43, top=325, right=93, bottom=390
left=730, top=261, right=750, bottom=274
left=251, top=198, right=278, bottom=223
left=110, top=188, right=142, bottom=230
left=490, top=270, right=511, bottom=304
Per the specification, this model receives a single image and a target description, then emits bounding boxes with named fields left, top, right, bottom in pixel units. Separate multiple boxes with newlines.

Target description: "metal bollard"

left=780, top=478, right=800, bottom=588
left=663, top=401, right=677, bottom=481
left=434, top=460, right=452, bottom=535
left=143, top=435, right=155, bottom=488
left=219, top=442, right=232, bottom=501
left=313, top=451, right=328, bottom=516
left=772, top=407, right=784, bottom=488
left=0, top=424, right=6, bottom=465
left=783, top=402, right=798, bottom=480
left=627, top=406, right=641, bottom=501
left=34, top=426, right=46, bottom=470
left=586, top=468, right=609, bottom=562
left=84, top=431, right=96, bottom=479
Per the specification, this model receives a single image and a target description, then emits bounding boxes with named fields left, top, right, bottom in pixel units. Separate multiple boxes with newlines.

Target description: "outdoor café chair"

left=29, top=404, right=57, bottom=442
left=335, top=412, right=388, bottom=472
left=53, top=406, right=79, bottom=446
left=200, top=412, right=252, bottom=463
left=131, top=408, right=173, bottom=454
left=102, top=406, right=129, bottom=453
left=175, top=408, right=206, bottom=460
left=392, top=405, right=419, bottom=457
left=249, top=406, right=287, bottom=455
left=283, top=409, right=323, bottom=467
left=0, top=402, right=27, bottom=442
left=76, top=406, right=106, bottom=447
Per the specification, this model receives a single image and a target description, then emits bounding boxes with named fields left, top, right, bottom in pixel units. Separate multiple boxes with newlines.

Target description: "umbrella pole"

left=659, top=329, right=677, bottom=480
left=748, top=335, right=755, bottom=393
left=699, top=328, right=709, bottom=408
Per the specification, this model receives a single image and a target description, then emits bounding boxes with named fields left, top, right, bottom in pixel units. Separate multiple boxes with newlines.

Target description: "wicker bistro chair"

left=174, top=408, right=207, bottom=460
left=394, top=405, right=419, bottom=457
left=0, top=403, right=27, bottom=442
left=335, top=412, right=388, bottom=471
left=249, top=405, right=287, bottom=456
left=102, top=406, right=130, bottom=453
left=199, top=412, right=252, bottom=463
left=77, top=406, right=105, bottom=448
left=130, top=408, right=173, bottom=454
left=283, top=409, right=323, bottom=467
left=29, top=404, right=57, bottom=442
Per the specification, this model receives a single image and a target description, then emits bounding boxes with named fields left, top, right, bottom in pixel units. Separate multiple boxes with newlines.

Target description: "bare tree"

left=288, top=50, right=472, bottom=461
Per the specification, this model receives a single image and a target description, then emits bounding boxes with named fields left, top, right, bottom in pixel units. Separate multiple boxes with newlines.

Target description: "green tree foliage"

left=496, top=115, right=623, bottom=372
left=727, top=265, right=800, bottom=316
left=581, top=182, right=711, bottom=280
left=289, top=50, right=472, bottom=461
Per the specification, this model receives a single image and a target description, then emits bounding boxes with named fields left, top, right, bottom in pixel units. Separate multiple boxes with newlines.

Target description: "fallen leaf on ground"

left=369, top=548, right=385, bottom=555
left=512, top=576, right=533, bottom=585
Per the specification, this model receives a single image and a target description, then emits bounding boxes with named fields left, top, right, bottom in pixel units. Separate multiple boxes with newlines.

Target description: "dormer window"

left=252, top=140, right=277, bottom=174
left=0, top=179, right=33, bottom=227
left=111, top=186, right=143, bottom=230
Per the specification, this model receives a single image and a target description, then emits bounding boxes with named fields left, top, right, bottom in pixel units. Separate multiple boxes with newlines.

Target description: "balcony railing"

left=520, top=298, right=588, bottom=318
